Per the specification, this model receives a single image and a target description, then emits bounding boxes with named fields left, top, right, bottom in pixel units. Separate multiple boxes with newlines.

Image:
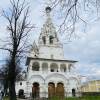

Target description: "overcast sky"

left=0, top=0, right=100, bottom=81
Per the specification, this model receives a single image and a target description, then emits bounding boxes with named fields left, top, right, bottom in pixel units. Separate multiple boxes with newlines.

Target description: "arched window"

left=50, top=63, right=58, bottom=72
left=49, top=36, right=54, bottom=44
left=42, top=36, right=46, bottom=44
left=60, top=64, right=66, bottom=72
left=32, top=62, right=40, bottom=71
left=18, top=89, right=24, bottom=98
left=68, top=64, right=72, bottom=72
left=42, top=63, right=48, bottom=72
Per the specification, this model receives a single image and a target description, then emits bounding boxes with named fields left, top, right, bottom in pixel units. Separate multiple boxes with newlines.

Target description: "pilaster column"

left=39, top=62, right=42, bottom=72
left=27, top=65, right=32, bottom=79
left=64, top=86, right=68, bottom=97
left=66, top=63, right=69, bottom=73
left=55, top=82, right=57, bottom=93
left=48, top=63, right=51, bottom=72
left=29, top=60, right=33, bottom=70
left=55, top=82, right=57, bottom=87
left=58, top=63, right=60, bottom=72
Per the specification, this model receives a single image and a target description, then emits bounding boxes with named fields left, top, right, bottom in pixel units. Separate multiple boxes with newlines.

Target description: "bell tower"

left=38, top=7, right=64, bottom=59
left=39, top=7, right=60, bottom=46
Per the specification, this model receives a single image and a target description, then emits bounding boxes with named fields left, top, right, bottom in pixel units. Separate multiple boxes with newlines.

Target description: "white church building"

left=16, top=7, right=81, bottom=98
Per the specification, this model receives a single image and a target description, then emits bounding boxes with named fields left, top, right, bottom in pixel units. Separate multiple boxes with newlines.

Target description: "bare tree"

left=0, top=0, right=33, bottom=100
left=47, top=0, right=100, bottom=40
left=0, top=58, right=22, bottom=96
left=0, top=61, right=9, bottom=97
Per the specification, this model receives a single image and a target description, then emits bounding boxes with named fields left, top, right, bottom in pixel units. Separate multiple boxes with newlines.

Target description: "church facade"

left=16, top=7, right=81, bottom=98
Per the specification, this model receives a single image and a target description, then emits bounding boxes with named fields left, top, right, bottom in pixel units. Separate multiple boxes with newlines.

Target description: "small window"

left=49, top=36, right=54, bottom=44
left=32, top=62, right=40, bottom=71
left=98, top=88, right=100, bottom=91
left=51, top=55, right=54, bottom=59
left=64, top=68, right=66, bottom=72
left=42, top=36, right=46, bottom=44
left=50, top=63, right=58, bottom=72
left=51, top=69, right=54, bottom=72
left=20, top=82, right=22, bottom=86
left=27, top=67, right=28, bottom=72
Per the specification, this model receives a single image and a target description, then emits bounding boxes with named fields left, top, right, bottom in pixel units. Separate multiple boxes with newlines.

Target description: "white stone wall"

left=15, top=71, right=81, bottom=97
left=39, top=46, right=64, bottom=59
left=15, top=81, right=27, bottom=96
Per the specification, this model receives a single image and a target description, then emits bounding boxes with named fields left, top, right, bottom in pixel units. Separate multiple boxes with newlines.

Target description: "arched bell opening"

left=32, top=62, right=40, bottom=71
left=49, top=35, right=54, bottom=44
left=50, top=63, right=58, bottom=72
left=60, top=64, right=66, bottom=72
left=42, top=36, right=46, bottom=45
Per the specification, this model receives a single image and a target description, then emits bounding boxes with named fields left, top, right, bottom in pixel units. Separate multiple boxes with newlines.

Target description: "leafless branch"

left=48, top=0, right=100, bottom=40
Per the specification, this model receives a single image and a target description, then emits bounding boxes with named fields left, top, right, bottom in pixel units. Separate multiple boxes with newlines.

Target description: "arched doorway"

left=56, top=83, right=64, bottom=97
left=72, top=88, right=76, bottom=97
left=32, top=82, right=40, bottom=98
left=18, top=89, right=24, bottom=98
left=48, top=82, right=55, bottom=97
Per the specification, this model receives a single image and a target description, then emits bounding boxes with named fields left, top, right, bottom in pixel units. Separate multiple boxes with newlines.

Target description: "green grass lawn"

left=3, top=96, right=9, bottom=100
left=3, top=96, right=100, bottom=100
left=49, top=96, right=100, bottom=100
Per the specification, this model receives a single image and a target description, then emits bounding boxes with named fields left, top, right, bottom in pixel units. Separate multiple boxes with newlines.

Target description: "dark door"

left=32, top=82, right=40, bottom=98
left=48, top=82, right=55, bottom=97
left=56, top=83, right=64, bottom=97
left=72, top=89, right=76, bottom=97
